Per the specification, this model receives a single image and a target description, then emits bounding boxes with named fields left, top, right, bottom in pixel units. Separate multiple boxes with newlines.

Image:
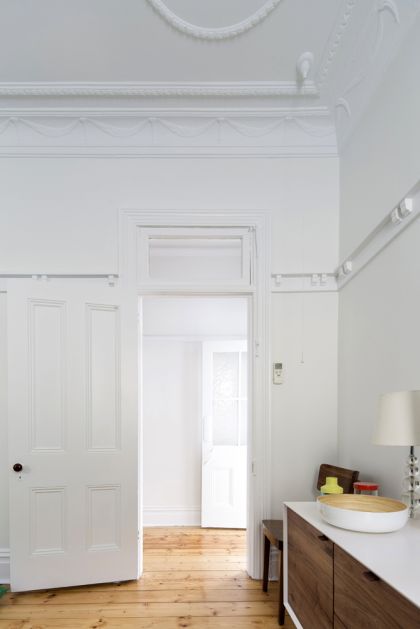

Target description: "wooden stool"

left=262, top=519, right=285, bottom=626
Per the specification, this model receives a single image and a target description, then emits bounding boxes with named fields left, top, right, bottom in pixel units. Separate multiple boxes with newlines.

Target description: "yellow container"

left=321, top=476, right=343, bottom=495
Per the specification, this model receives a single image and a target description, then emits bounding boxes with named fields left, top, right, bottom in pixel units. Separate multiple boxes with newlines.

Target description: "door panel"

left=202, top=445, right=247, bottom=528
left=86, top=303, right=121, bottom=451
left=8, top=281, right=139, bottom=591
left=29, top=299, right=66, bottom=451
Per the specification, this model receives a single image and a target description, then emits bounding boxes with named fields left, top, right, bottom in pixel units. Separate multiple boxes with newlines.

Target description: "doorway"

left=141, top=295, right=249, bottom=532
left=5, top=213, right=269, bottom=592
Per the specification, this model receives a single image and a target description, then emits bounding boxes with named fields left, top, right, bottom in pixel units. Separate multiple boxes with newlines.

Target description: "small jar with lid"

left=353, top=481, right=379, bottom=496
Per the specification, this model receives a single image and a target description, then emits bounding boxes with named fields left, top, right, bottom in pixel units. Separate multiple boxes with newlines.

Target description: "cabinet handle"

left=362, top=570, right=380, bottom=582
left=318, top=534, right=330, bottom=542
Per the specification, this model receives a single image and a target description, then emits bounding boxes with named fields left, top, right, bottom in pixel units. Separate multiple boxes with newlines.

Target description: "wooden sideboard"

left=284, top=503, right=420, bottom=629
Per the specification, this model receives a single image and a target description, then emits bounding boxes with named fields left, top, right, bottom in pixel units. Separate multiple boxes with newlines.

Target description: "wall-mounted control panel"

left=273, top=362, right=283, bottom=384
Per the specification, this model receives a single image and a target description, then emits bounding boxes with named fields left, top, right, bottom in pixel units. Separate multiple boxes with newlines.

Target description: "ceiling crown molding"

left=0, top=81, right=318, bottom=99
left=146, top=0, right=282, bottom=40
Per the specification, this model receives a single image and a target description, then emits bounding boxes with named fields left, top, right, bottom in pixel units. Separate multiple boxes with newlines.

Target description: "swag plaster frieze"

left=0, top=111, right=336, bottom=156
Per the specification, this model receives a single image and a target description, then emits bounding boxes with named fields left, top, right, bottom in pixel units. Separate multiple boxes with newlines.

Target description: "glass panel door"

left=201, top=340, right=247, bottom=528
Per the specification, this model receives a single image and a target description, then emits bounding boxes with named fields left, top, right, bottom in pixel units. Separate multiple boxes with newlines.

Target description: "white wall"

left=0, top=158, right=338, bottom=275
left=142, top=339, right=202, bottom=525
left=271, top=292, right=338, bottom=516
left=338, top=15, right=420, bottom=496
left=142, top=296, right=248, bottom=526
left=338, top=221, right=420, bottom=497
left=0, top=156, right=339, bottom=552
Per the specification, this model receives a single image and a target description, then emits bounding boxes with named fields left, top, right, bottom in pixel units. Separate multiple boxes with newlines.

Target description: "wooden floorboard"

left=0, top=527, right=294, bottom=629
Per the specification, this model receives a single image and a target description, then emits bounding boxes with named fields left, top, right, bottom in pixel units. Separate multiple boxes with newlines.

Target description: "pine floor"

left=0, top=527, right=294, bottom=629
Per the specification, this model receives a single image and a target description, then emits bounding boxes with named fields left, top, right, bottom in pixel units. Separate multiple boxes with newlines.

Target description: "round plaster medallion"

left=146, top=0, right=283, bottom=40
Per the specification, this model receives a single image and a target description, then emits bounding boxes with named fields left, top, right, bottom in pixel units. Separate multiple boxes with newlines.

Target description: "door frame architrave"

left=119, top=209, right=271, bottom=579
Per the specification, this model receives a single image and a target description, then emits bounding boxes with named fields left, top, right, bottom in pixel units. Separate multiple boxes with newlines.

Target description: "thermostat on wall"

left=273, top=362, right=283, bottom=384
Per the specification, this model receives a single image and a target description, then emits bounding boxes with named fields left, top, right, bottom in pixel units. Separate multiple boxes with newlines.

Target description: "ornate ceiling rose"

left=146, top=0, right=282, bottom=40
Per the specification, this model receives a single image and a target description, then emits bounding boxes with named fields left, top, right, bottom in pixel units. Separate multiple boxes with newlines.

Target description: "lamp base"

left=402, top=446, right=420, bottom=518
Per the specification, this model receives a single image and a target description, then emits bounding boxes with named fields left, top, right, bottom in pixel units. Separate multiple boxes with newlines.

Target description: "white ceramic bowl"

left=317, top=494, right=409, bottom=533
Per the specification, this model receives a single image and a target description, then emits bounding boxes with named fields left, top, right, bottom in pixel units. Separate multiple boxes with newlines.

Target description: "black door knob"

left=13, top=463, right=23, bottom=473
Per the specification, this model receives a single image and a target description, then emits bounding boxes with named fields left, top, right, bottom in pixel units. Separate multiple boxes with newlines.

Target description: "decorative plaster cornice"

left=146, top=0, right=282, bottom=40
left=0, top=81, right=318, bottom=98
left=317, top=0, right=356, bottom=89
left=334, top=0, right=401, bottom=144
left=335, top=0, right=399, bottom=115
left=0, top=110, right=337, bottom=157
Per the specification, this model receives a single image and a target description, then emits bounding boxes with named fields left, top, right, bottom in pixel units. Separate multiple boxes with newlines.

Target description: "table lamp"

left=373, top=390, right=420, bottom=518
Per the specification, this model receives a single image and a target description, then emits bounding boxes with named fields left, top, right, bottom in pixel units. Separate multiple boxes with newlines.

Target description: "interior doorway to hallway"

left=140, top=295, right=249, bottom=533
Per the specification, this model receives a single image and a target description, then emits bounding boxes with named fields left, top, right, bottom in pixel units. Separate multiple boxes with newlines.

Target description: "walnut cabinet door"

left=287, top=508, right=334, bottom=629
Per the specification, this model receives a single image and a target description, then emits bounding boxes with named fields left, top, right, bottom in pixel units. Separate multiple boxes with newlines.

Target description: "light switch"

left=273, top=362, right=283, bottom=384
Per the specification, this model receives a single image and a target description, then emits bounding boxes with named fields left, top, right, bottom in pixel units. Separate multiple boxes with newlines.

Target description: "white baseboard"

left=0, top=548, right=10, bottom=584
left=143, top=506, right=201, bottom=527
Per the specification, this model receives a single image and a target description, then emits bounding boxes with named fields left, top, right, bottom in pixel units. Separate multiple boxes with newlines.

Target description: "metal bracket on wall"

left=270, top=272, right=338, bottom=293
left=0, top=273, right=119, bottom=282
left=336, top=189, right=420, bottom=289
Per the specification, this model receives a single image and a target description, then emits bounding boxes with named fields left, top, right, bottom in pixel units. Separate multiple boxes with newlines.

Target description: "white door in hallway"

left=7, top=280, right=139, bottom=591
left=201, top=341, right=247, bottom=529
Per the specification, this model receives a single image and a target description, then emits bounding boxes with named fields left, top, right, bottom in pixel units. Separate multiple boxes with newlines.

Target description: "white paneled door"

left=201, top=341, right=247, bottom=529
left=7, top=281, right=139, bottom=591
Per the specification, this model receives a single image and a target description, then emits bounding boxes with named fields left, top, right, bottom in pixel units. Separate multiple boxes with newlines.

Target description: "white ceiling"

left=0, top=0, right=339, bottom=85
left=0, top=0, right=419, bottom=155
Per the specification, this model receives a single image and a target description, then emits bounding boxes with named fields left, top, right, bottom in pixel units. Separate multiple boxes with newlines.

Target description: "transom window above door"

left=137, top=227, right=253, bottom=288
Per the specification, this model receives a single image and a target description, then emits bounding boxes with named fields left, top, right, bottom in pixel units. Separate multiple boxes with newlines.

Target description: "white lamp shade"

left=373, top=390, right=420, bottom=446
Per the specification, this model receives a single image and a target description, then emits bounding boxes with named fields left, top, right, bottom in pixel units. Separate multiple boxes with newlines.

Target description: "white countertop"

left=284, top=501, right=420, bottom=609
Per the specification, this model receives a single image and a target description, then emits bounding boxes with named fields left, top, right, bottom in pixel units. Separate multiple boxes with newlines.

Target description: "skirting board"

left=0, top=549, right=10, bottom=584
left=143, top=506, right=201, bottom=527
